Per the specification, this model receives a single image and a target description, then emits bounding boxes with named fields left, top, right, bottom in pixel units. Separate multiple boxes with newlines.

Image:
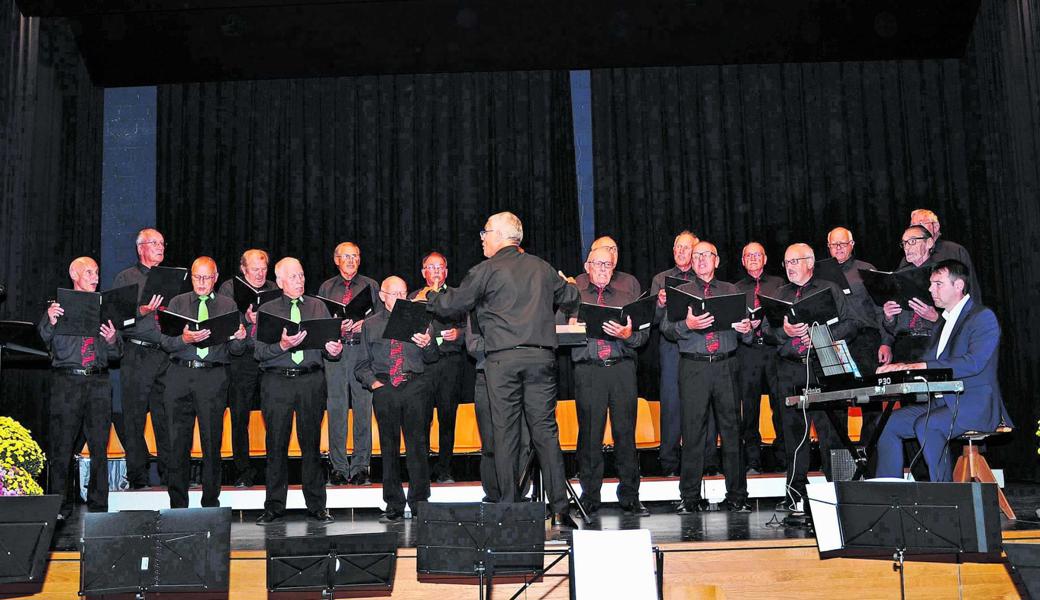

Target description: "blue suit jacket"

left=922, top=297, right=1012, bottom=431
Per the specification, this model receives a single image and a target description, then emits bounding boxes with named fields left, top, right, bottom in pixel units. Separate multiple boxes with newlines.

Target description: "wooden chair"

left=952, top=424, right=1015, bottom=519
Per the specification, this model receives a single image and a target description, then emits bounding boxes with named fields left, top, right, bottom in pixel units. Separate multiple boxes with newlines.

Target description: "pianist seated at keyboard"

left=874, top=259, right=1012, bottom=482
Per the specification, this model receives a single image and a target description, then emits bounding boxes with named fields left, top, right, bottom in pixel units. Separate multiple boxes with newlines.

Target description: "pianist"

left=875, top=260, right=1012, bottom=482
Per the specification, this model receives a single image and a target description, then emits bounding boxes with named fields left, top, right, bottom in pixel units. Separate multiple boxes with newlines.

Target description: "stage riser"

left=105, top=471, right=1005, bottom=511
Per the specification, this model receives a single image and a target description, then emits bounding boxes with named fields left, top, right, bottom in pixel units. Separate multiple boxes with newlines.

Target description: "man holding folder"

left=660, top=241, right=754, bottom=513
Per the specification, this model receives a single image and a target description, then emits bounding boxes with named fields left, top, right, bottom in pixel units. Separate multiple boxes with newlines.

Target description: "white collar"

left=941, top=294, right=971, bottom=323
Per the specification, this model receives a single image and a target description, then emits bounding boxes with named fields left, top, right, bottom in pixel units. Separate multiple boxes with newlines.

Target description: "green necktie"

left=196, top=295, right=209, bottom=359
left=290, top=298, right=304, bottom=365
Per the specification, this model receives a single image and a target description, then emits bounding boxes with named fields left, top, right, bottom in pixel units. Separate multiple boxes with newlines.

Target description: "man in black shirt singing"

left=216, top=248, right=277, bottom=487
left=426, top=211, right=581, bottom=528
left=112, top=227, right=170, bottom=489
left=355, top=276, right=439, bottom=522
left=159, top=256, right=247, bottom=509
left=39, top=257, right=122, bottom=520
left=254, top=257, right=343, bottom=525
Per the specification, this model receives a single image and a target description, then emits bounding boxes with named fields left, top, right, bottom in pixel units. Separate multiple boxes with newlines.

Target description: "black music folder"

left=759, top=288, right=839, bottom=327
left=665, top=285, right=699, bottom=322
left=814, top=258, right=852, bottom=294
left=157, top=309, right=241, bottom=348
left=141, top=266, right=190, bottom=302
left=231, top=277, right=282, bottom=313
left=664, top=275, right=689, bottom=290
left=382, top=300, right=433, bottom=342
left=256, top=312, right=343, bottom=351
left=858, top=267, right=933, bottom=309
left=666, top=285, right=749, bottom=332
left=316, top=289, right=374, bottom=322
left=100, top=284, right=139, bottom=329
left=577, top=295, right=657, bottom=339
left=54, top=289, right=102, bottom=337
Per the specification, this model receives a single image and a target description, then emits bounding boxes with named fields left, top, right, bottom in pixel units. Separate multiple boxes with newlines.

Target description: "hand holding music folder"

left=141, top=266, right=191, bottom=304
left=578, top=294, right=656, bottom=339
left=858, top=267, right=933, bottom=309
left=256, top=312, right=344, bottom=351
left=382, top=300, right=434, bottom=342
left=53, top=286, right=139, bottom=336
left=158, top=309, right=242, bottom=348
left=316, top=289, right=374, bottom=322
left=759, top=288, right=839, bottom=328
left=666, top=285, right=749, bottom=332
left=231, top=277, right=281, bottom=313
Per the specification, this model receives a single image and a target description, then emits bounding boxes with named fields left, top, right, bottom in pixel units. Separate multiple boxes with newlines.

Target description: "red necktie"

left=341, top=280, right=353, bottom=305
left=595, top=287, right=612, bottom=360
left=703, top=282, right=720, bottom=353
left=753, top=279, right=762, bottom=339
left=792, top=287, right=806, bottom=355
left=908, top=312, right=921, bottom=329
left=80, top=337, right=96, bottom=367
left=388, top=339, right=405, bottom=387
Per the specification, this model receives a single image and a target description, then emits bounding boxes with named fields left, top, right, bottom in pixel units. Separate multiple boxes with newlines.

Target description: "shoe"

left=256, top=511, right=283, bottom=525
left=675, top=499, right=710, bottom=514
left=380, top=508, right=405, bottom=523
left=329, top=470, right=350, bottom=486
left=703, top=465, right=721, bottom=477
left=620, top=501, right=651, bottom=517
left=551, top=511, right=579, bottom=529
left=307, top=509, right=334, bottom=524
left=234, top=476, right=253, bottom=488
left=435, top=473, right=455, bottom=484
left=775, top=498, right=799, bottom=513
left=722, top=499, right=752, bottom=513
left=129, top=482, right=152, bottom=490
left=746, top=463, right=762, bottom=475
left=663, top=470, right=680, bottom=478
left=349, top=470, right=372, bottom=486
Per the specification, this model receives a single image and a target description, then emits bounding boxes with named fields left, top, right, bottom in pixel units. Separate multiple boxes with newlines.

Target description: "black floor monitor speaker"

left=80, top=507, right=232, bottom=598
left=1003, top=542, right=1040, bottom=599
left=0, top=495, right=61, bottom=585
left=266, top=531, right=398, bottom=597
left=416, top=502, right=545, bottom=578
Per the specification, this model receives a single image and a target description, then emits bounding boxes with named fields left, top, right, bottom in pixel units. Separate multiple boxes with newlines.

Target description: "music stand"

left=80, top=507, right=232, bottom=599
left=0, top=495, right=61, bottom=593
left=1003, top=542, right=1040, bottom=599
left=0, top=320, right=49, bottom=389
left=808, top=481, right=1002, bottom=600
left=266, top=532, right=398, bottom=599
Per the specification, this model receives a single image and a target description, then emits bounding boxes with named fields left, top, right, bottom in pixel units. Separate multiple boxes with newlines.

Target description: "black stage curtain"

left=156, top=71, right=581, bottom=397
left=0, top=2, right=104, bottom=436
left=591, top=0, right=1040, bottom=479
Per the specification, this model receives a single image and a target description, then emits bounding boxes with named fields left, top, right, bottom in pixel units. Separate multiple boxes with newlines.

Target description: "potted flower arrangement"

left=0, top=417, right=46, bottom=496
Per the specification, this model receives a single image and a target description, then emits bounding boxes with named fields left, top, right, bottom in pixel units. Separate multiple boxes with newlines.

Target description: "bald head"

left=584, top=247, right=616, bottom=287
left=240, top=249, right=269, bottom=287
left=910, top=209, right=941, bottom=238
left=274, top=257, right=306, bottom=299
left=379, top=276, right=408, bottom=311
left=672, top=230, right=699, bottom=271
left=135, top=228, right=165, bottom=268
left=826, top=227, right=855, bottom=263
left=783, top=243, right=815, bottom=286
left=190, top=256, right=218, bottom=296
left=691, top=241, right=720, bottom=280
left=334, top=242, right=361, bottom=279
left=69, top=257, right=100, bottom=292
left=742, top=242, right=767, bottom=277
left=591, top=236, right=618, bottom=259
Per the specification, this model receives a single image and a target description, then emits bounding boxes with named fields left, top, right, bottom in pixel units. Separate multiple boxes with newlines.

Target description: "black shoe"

left=435, top=473, right=455, bottom=484
left=551, top=511, right=579, bottom=529
left=234, top=475, right=253, bottom=488
left=129, top=482, right=152, bottom=490
left=349, top=470, right=372, bottom=486
left=746, top=463, right=762, bottom=475
left=329, top=471, right=349, bottom=486
left=675, top=499, right=710, bottom=514
left=621, top=501, right=651, bottom=517
left=307, top=509, right=334, bottom=524
left=256, top=511, right=283, bottom=525
left=703, top=465, right=721, bottom=477
left=380, top=508, right=404, bottom=523
left=722, top=499, right=752, bottom=513
left=663, top=469, right=680, bottom=478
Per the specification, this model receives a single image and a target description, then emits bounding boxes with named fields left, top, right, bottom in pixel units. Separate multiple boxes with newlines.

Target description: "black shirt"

left=427, top=246, right=580, bottom=352
left=464, top=314, right=486, bottom=371
left=660, top=277, right=749, bottom=355
left=762, top=276, right=855, bottom=361
left=316, top=274, right=381, bottom=343
left=112, top=262, right=161, bottom=343
left=254, top=295, right=336, bottom=369
left=354, top=309, right=440, bottom=388
left=898, top=236, right=980, bottom=303
left=38, top=313, right=122, bottom=369
left=567, top=279, right=649, bottom=362
left=649, top=266, right=696, bottom=325
left=735, top=272, right=785, bottom=345
left=159, top=291, right=246, bottom=365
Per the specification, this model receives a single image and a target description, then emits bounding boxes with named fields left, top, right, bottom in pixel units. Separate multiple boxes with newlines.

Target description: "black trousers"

left=735, top=342, right=781, bottom=469
left=473, top=370, right=531, bottom=501
left=425, top=352, right=464, bottom=478
left=677, top=356, right=746, bottom=503
left=260, top=370, right=327, bottom=515
left=657, top=339, right=682, bottom=473
left=121, top=342, right=170, bottom=486
left=373, top=376, right=431, bottom=513
left=848, top=329, right=882, bottom=449
left=162, top=364, right=229, bottom=509
left=775, top=357, right=846, bottom=497
left=49, top=372, right=111, bottom=515
left=574, top=360, right=640, bottom=508
left=227, top=353, right=261, bottom=477
left=484, top=347, right=569, bottom=513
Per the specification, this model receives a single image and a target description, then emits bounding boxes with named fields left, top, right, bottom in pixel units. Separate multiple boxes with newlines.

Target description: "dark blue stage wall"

left=2, top=0, right=1038, bottom=479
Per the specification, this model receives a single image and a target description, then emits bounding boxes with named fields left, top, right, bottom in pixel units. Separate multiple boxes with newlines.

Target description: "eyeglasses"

left=479, top=229, right=497, bottom=240
left=138, top=240, right=166, bottom=248
left=191, top=274, right=217, bottom=282
left=692, top=251, right=717, bottom=260
left=826, top=242, right=852, bottom=250
left=783, top=257, right=813, bottom=267
left=743, top=252, right=764, bottom=260
left=335, top=254, right=360, bottom=261
left=380, top=290, right=408, bottom=299
left=900, top=237, right=928, bottom=249
left=585, top=260, right=614, bottom=269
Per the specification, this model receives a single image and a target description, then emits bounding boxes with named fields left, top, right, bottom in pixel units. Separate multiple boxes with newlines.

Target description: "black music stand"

left=0, top=320, right=49, bottom=387
left=80, top=507, right=232, bottom=599
left=266, top=532, right=398, bottom=599
left=0, top=495, right=62, bottom=594
left=808, top=481, right=1002, bottom=600
left=1003, top=542, right=1040, bottom=599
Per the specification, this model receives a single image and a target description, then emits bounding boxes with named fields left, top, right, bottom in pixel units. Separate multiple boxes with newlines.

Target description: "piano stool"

left=953, top=425, right=1015, bottom=519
